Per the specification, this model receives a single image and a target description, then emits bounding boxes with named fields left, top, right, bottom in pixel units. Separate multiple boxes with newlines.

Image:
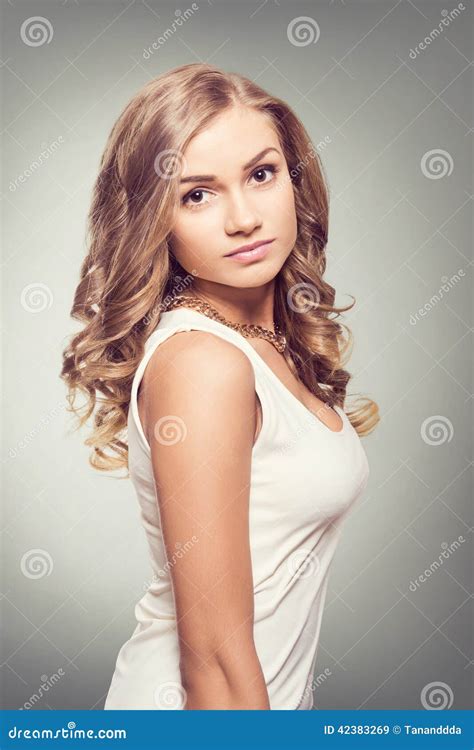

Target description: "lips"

left=224, top=240, right=274, bottom=264
left=224, top=239, right=275, bottom=257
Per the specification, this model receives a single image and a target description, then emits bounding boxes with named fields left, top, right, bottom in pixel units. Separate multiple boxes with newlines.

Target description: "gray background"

left=1, top=0, right=472, bottom=711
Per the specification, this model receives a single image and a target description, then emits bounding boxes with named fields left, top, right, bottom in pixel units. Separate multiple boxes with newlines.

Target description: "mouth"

left=224, top=239, right=275, bottom=263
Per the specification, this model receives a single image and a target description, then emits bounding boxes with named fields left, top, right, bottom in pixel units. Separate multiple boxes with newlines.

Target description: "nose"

left=224, top=189, right=262, bottom=235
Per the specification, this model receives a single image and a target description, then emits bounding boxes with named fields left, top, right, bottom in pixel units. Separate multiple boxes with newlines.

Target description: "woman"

left=61, top=63, right=379, bottom=710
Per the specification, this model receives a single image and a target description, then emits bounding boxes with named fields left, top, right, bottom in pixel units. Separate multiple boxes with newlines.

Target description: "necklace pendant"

left=276, top=336, right=287, bottom=353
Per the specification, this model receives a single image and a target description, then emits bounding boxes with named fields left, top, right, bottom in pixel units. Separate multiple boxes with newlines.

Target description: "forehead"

left=183, top=106, right=280, bottom=167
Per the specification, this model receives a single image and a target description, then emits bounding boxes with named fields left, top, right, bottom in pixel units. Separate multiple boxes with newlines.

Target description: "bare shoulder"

left=143, top=329, right=255, bottom=392
left=140, top=329, right=257, bottom=445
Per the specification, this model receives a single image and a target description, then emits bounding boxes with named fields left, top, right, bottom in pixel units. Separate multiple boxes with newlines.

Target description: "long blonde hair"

left=60, top=63, right=379, bottom=474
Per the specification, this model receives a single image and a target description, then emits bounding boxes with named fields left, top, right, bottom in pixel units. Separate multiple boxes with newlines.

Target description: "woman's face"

left=169, top=106, right=297, bottom=290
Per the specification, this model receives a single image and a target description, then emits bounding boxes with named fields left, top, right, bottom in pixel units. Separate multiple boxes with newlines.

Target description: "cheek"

left=172, top=212, right=213, bottom=255
left=271, top=181, right=297, bottom=232
left=169, top=216, right=219, bottom=275
left=176, top=205, right=220, bottom=240
left=271, top=169, right=295, bottom=207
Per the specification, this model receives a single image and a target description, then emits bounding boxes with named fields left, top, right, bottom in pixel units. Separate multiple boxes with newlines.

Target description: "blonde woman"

left=61, top=63, right=378, bottom=711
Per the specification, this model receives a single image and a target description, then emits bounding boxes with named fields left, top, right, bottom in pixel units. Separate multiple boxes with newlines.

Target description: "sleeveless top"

left=104, top=307, right=370, bottom=711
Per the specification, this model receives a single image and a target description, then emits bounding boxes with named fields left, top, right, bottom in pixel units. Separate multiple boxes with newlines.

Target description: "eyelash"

left=181, top=165, right=280, bottom=210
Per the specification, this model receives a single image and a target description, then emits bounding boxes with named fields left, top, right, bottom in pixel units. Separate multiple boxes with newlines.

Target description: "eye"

left=181, top=188, right=212, bottom=209
left=250, top=165, right=278, bottom=185
left=181, top=164, right=279, bottom=210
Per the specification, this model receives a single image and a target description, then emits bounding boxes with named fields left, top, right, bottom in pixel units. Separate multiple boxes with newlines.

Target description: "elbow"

left=179, top=642, right=270, bottom=710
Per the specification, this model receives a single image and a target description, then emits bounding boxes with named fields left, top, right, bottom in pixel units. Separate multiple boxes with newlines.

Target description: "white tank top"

left=104, top=307, right=370, bottom=711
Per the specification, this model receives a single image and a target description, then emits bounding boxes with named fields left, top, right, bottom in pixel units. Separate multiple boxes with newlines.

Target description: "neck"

left=185, top=280, right=277, bottom=331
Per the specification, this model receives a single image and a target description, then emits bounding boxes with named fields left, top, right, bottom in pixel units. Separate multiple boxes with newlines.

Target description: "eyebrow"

left=179, top=147, right=280, bottom=184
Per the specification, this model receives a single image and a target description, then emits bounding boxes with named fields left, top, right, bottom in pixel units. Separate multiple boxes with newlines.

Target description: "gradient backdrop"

left=1, top=0, right=472, bottom=711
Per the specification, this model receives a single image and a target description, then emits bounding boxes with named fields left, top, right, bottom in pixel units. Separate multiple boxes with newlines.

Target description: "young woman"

left=61, top=63, right=379, bottom=711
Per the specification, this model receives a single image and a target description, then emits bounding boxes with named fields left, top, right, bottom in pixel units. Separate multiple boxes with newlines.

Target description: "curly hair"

left=60, top=62, right=379, bottom=475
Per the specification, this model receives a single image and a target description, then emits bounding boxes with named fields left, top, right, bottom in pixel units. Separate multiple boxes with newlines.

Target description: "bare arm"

left=141, top=330, right=270, bottom=710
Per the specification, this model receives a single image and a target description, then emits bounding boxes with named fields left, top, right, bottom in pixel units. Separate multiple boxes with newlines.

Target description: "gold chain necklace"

left=162, top=294, right=287, bottom=354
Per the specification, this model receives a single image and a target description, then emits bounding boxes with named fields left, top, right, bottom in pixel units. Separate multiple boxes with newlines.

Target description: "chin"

left=228, top=272, right=280, bottom=289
